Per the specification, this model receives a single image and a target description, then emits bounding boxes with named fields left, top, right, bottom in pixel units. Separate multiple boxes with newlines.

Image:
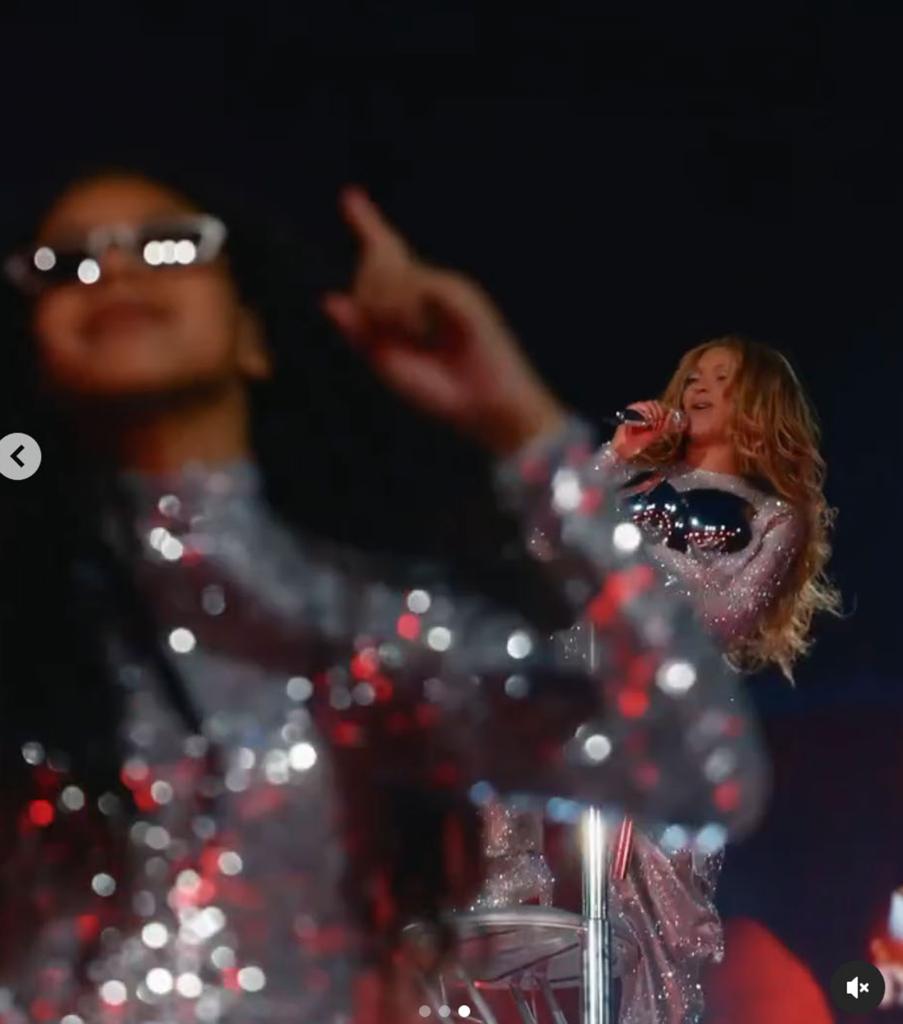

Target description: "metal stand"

left=419, top=624, right=619, bottom=1023
left=582, top=621, right=613, bottom=1024
left=580, top=807, right=612, bottom=1024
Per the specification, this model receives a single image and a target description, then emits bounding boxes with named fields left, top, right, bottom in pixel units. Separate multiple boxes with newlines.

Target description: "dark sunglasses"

left=4, top=214, right=228, bottom=294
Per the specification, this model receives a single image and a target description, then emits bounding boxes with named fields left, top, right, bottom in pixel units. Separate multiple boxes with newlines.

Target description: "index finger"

left=340, top=185, right=409, bottom=254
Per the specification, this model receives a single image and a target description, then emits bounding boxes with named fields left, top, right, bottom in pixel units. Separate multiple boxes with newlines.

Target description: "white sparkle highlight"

left=237, top=965, right=266, bottom=992
left=21, top=741, right=44, bottom=765
left=34, top=246, right=56, bottom=271
left=552, top=468, right=583, bottom=512
left=61, top=785, right=85, bottom=811
left=289, top=742, right=317, bottom=771
left=168, top=627, right=196, bottom=654
left=406, top=589, right=431, bottom=614
left=286, top=676, right=313, bottom=701
left=145, top=825, right=171, bottom=851
left=264, top=749, right=290, bottom=785
left=144, top=240, right=162, bottom=266
left=160, top=534, right=184, bottom=561
left=583, top=732, right=613, bottom=763
left=211, top=945, right=236, bottom=969
left=151, top=780, right=174, bottom=805
left=77, top=258, right=100, bottom=284
left=92, top=873, right=116, bottom=897
left=141, top=922, right=169, bottom=949
left=506, top=630, right=533, bottom=659
left=694, top=823, right=728, bottom=855
left=657, top=659, right=697, bottom=695
left=218, top=851, right=243, bottom=876
left=146, top=968, right=174, bottom=995
left=176, top=972, right=203, bottom=998
left=174, top=239, right=198, bottom=264
left=99, top=980, right=127, bottom=1007
left=613, top=521, right=643, bottom=553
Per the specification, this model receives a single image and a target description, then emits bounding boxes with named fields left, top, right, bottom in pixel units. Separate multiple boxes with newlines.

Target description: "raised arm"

left=314, top=187, right=766, bottom=836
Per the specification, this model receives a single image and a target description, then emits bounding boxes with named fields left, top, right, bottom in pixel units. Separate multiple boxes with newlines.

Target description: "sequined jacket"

left=0, top=422, right=766, bottom=1024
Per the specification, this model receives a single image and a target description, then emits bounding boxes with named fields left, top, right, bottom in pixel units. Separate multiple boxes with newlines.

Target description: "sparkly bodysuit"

left=480, top=442, right=802, bottom=1024
left=601, top=444, right=803, bottom=1023
left=0, top=424, right=766, bottom=1024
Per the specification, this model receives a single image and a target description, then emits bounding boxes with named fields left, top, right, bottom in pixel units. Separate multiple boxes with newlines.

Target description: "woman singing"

left=593, top=337, right=841, bottom=1022
left=0, top=170, right=763, bottom=1024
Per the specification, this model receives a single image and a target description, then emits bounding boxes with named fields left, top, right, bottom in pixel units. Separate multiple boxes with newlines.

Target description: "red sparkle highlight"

left=332, top=722, right=364, bottom=747
left=76, top=913, right=101, bottom=943
left=723, top=715, right=745, bottom=738
left=181, top=547, right=203, bottom=566
left=627, top=652, right=656, bottom=690
left=372, top=870, right=396, bottom=931
left=132, top=784, right=157, bottom=812
left=415, top=704, right=440, bottom=729
left=351, top=649, right=379, bottom=680
left=28, top=799, right=54, bottom=827
left=636, top=762, right=661, bottom=790
left=579, top=487, right=604, bottom=514
left=372, top=674, right=394, bottom=701
left=298, top=924, right=350, bottom=956
left=28, top=997, right=57, bottom=1022
left=617, top=690, right=650, bottom=719
left=588, top=565, right=656, bottom=626
left=396, top=613, right=420, bottom=640
left=714, top=781, right=741, bottom=813
left=120, top=762, right=149, bottom=788
left=201, top=845, right=224, bottom=875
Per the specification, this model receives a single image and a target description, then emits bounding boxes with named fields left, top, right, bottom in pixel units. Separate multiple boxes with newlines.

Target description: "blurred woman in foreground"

left=0, top=170, right=764, bottom=1023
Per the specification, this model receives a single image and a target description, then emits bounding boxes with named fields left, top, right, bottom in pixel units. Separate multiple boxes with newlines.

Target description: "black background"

left=1, top=2, right=901, bottom=1011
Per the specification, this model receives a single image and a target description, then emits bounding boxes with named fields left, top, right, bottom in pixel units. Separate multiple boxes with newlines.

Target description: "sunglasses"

left=4, top=214, right=228, bottom=294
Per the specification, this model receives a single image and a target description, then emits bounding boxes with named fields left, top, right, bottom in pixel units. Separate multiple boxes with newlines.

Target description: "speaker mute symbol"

left=832, top=961, right=884, bottom=1012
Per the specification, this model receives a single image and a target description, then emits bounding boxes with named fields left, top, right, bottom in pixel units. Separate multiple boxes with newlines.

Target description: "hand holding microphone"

left=608, top=400, right=686, bottom=460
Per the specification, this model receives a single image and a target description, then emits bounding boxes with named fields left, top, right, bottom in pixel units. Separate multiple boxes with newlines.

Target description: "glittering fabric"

left=610, top=828, right=724, bottom=1024
left=593, top=444, right=805, bottom=648
left=592, top=445, right=796, bottom=1023
left=478, top=440, right=792, bottom=1024
left=469, top=799, right=554, bottom=909
left=0, top=421, right=766, bottom=1023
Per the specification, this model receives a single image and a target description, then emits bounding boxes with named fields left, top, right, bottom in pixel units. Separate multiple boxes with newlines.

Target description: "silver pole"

left=581, top=807, right=611, bottom=1024
left=581, top=623, right=612, bottom=1024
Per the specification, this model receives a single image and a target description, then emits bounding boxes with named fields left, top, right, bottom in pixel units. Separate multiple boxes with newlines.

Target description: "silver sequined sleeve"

left=640, top=501, right=803, bottom=646
left=590, top=443, right=805, bottom=646
left=0, top=444, right=768, bottom=1024
left=483, top=419, right=767, bottom=836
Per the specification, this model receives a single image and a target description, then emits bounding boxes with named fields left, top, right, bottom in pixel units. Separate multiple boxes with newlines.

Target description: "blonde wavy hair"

left=641, top=336, right=840, bottom=677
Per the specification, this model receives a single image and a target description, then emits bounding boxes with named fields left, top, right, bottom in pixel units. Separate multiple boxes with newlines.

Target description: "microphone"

left=602, top=407, right=687, bottom=431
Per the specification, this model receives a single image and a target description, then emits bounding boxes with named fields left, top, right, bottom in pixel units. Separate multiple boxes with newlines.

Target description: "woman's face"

left=681, top=345, right=739, bottom=444
left=31, top=176, right=268, bottom=400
